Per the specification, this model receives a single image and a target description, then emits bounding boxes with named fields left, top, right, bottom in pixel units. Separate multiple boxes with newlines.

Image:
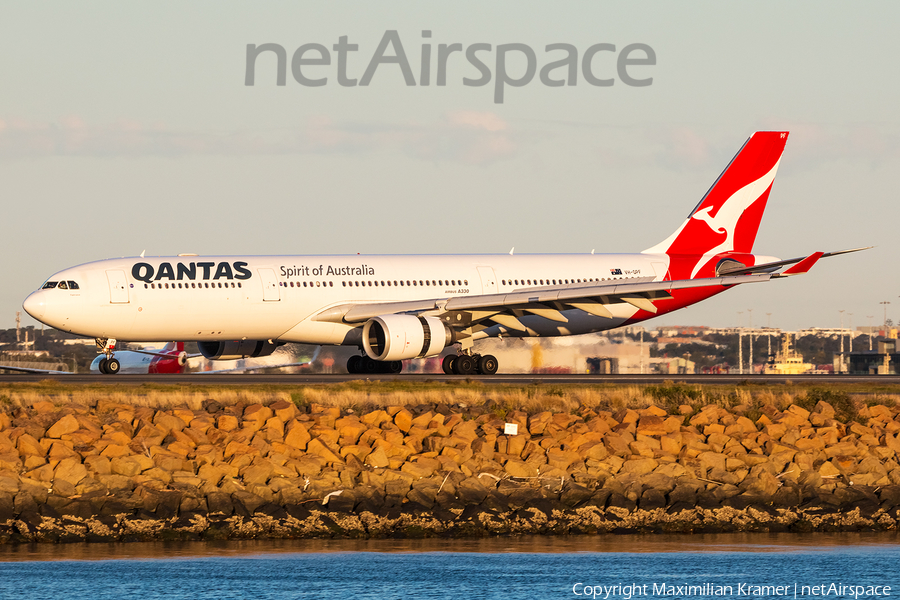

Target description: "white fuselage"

left=23, top=253, right=671, bottom=345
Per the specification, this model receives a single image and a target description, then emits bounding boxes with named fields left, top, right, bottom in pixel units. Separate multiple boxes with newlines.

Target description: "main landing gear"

left=96, top=338, right=121, bottom=375
left=441, top=353, right=498, bottom=375
left=346, top=355, right=403, bottom=375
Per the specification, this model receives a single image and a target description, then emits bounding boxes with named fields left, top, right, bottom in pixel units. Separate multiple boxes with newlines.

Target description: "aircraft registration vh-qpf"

left=22, top=131, right=866, bottom=375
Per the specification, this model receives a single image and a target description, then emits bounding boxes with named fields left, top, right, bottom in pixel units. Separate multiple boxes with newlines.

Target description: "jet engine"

left=197, top=340, right=282, bottom=361
left=363, top=315, right=453, bottom=361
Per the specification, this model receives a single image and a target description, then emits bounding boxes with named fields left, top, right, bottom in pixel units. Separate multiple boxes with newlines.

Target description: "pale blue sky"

left=2, top=2, right=897, bottom=332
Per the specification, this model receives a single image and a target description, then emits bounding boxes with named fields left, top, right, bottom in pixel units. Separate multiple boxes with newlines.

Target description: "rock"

left=153, top=413, right=186, bottom=435
left=232, top=490, right=266, bottom=515
left=307, top=438, right=343, bottom=465
left=283, top=421, right=312, bottom=451
left=456, top=477, right=490, bottom=505
left=640, top=488, right=667, bottom=510
left=814, top=401, right=836, bottom=419
left=361, top=410, right=391, bottom=427
left=699, top=452, right=727, bottom=476
left=560, top=483, right=593, bottom=508
left=54, top=458, right=88, bottom=486
left=47, top=415, right=79, bottom=439
left=636, top=416, right=667, bottom=436
left=16, top=434, right=45, bottom=458
left=111, top=456, right=145, bottom=477
left=270, top=400, right=298, bottom=422
left=529, top=412, right=552, bottom=435
left=547, top=448, right=579, bottom=471
left=217, top=415, right=239, bottom=432
left=402, top=459, right=438, bottom=479
left=394, top=409, right=413, bottom=433
left=504, top=459, right=538, bottom=478
left=620, top=458, right=658, bottom=476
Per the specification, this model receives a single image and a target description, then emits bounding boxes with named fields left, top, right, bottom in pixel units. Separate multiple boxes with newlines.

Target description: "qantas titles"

left=132, top=261, right=252, bottom=283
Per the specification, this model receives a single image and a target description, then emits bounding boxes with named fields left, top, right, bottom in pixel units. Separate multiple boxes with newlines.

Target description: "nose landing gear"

left=96, top=338, right=121, bottom=375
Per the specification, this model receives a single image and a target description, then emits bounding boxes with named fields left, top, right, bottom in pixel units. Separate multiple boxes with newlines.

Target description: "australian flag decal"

left=610, top=268, right=623, bottom=275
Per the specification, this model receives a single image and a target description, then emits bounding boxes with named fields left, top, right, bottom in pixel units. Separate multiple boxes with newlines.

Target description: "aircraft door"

left=258, top=268, right=280, bottom=301
left=477, top=266, right=498, bottom=294
left=105, top=270, right=129, bottom=304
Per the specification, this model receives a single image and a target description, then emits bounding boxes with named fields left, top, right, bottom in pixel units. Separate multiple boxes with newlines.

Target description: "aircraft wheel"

left=478, top=354, right=499, bottom=375
left=362, top=357, right=379, bottom=373
left=98, top=358, right=109, bottom=374
left=106, top=358, right=121, bottom=374
left=347, top=355, right=362, bottom=374
left=388, top=361, right=403, bottom=374
left=441, top=355, right=456, bottom=375
left=454, top=355, right=475, bottom=375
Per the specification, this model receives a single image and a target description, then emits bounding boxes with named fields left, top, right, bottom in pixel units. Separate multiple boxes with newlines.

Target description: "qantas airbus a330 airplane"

left=22, top=131, right=864, bottom=375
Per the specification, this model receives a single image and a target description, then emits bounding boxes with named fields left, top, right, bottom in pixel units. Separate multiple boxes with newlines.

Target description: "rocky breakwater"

left=1, top=394, right=899, bottom=542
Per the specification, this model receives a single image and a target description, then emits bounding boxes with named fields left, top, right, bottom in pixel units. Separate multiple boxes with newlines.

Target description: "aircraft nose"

left=23, top=292, right=45, bottom=321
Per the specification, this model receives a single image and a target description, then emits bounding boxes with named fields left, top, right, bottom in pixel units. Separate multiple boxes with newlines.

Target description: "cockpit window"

left=67, top=281, right=79, bottom=290
left=42, top=281, right=58, bottom=289
left=57, top=281, right=68, bottom=290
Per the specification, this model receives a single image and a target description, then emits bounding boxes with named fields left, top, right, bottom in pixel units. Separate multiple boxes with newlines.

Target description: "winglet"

left=781, top=251, right=824, bottom=276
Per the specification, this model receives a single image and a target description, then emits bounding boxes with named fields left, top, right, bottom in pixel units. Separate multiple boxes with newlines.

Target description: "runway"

left=1, top=373, right=899, bottom=386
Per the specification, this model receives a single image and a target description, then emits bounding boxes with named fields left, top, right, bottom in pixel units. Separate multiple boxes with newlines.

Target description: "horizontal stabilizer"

left=781, top=251, right=824, bottom=276
left=718, top=246, right=873, bottom=276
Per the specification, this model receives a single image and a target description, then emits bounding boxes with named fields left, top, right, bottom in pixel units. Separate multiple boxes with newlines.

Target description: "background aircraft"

left=1, top=342, right=317, bottom=375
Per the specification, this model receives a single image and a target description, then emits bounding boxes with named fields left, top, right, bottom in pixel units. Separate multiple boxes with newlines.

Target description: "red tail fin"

left=644, top=131, right=789, bottom=264
left=160, top=341, right=184, bottom=354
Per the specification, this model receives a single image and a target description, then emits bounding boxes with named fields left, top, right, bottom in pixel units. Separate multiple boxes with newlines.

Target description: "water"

left=0, top=534, right=896, bottom=600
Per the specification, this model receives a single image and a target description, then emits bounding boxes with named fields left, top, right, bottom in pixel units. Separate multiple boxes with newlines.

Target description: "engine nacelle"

left=197, top=340, right=281, bottom=361
left=363, top=315, right=452, bottom=361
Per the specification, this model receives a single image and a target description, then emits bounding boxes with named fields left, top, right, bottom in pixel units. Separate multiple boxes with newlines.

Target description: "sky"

left=1, top=2, right=897, bottom=333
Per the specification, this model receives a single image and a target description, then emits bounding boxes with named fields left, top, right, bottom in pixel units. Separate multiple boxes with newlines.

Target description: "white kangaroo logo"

left=688, top=159, right=781, bottom=278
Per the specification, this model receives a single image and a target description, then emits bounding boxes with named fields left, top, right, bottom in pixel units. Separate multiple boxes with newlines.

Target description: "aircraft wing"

left=313, top=249, right=851, bottom=330
left=314, top=272, right=775, bottom=327
left=0, top=364, right=72, bottom=374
